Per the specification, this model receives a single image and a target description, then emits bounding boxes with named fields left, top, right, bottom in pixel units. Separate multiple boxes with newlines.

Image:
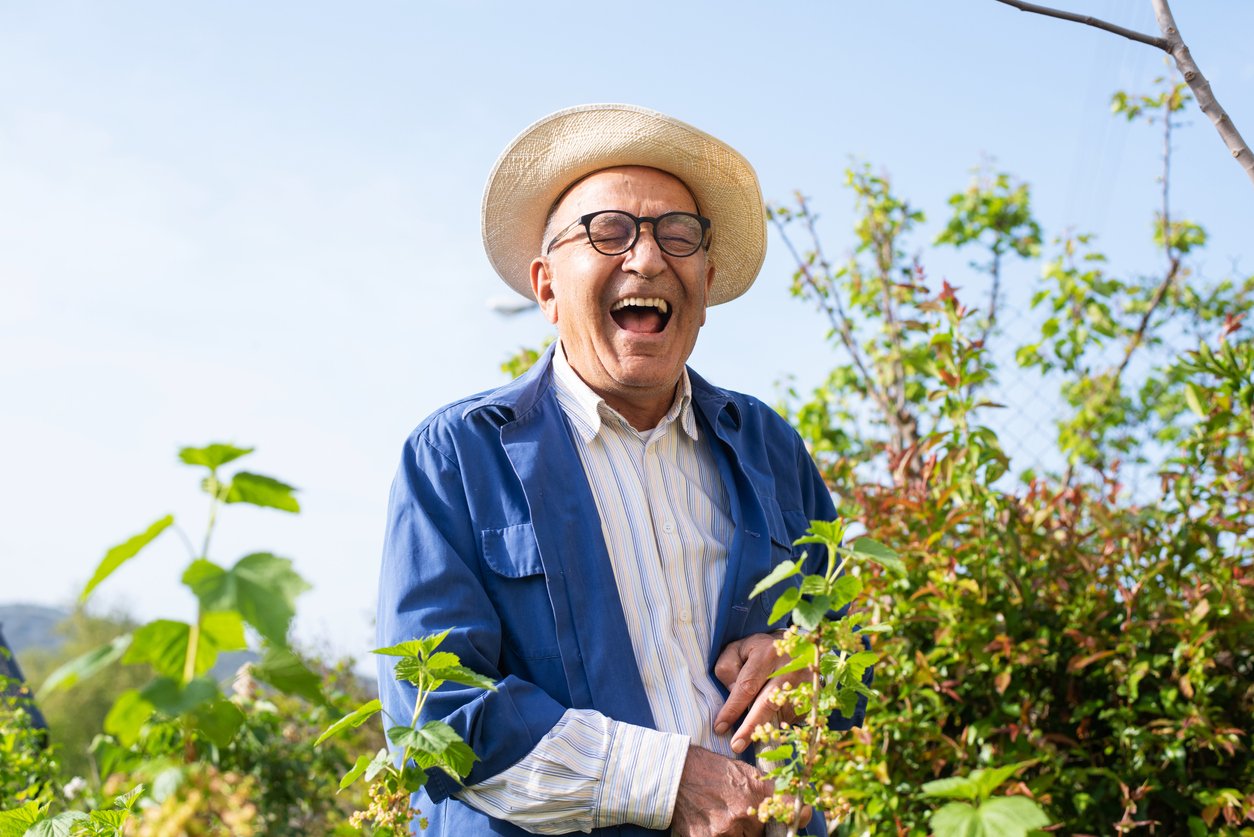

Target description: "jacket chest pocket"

left=480, top=523, right=563, bottom=661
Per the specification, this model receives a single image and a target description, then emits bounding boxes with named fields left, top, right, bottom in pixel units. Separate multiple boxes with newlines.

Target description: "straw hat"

left=481, top=103, right=766, bottom=306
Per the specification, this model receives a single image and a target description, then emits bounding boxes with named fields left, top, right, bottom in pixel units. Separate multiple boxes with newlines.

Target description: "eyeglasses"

left=545, top=210, right=712, bottom=258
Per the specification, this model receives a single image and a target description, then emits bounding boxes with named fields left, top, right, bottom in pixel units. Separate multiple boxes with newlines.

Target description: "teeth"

left=611, top=297, right=670, bottom=314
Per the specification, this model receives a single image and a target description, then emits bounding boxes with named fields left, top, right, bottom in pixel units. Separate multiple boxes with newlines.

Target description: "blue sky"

left=2, top=2, right=1251, bottom=662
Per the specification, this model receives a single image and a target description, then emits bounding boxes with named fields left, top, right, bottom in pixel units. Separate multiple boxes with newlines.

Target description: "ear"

left=530, top=256, right=560, bottom=325
left=699, top=258, right=716, bottom=326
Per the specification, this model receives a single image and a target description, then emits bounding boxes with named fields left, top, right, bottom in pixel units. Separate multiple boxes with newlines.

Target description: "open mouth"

left=610, top=296, right=672, bottom=335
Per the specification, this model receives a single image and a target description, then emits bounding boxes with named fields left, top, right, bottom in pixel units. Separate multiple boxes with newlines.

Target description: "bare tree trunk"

left=994, top=0, right=1254, bottom=189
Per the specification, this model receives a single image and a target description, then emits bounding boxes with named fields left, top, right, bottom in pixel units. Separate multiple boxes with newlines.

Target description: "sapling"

left=316, top=630, right=493, bottom=833
left=749, top=518, right=901, bottom=836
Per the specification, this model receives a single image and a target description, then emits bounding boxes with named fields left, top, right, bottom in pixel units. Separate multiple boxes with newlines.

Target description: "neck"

left=599, top=385, right=677, bottom=432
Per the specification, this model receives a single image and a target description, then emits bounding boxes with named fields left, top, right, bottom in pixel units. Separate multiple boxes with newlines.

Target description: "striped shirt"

left=456, top=342, right=738, bottom=833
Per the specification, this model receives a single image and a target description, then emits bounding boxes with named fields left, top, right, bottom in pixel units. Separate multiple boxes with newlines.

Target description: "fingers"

left=731, top=679, right=784, bottom=753
left=713, top=639, right=778, bottom=737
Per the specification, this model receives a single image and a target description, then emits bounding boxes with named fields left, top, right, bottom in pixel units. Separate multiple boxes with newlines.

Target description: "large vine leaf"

left=81, top=516, right=173, bottom=601
left=224, top=472, right=300, bottom=513
left=183, top=553, right=310, bottom=645
left=179, top=443, right=254, bottom=470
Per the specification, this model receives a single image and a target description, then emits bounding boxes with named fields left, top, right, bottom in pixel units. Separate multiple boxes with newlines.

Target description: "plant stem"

left=183, top=611, right=201, bottom=685
left=201, top=479, right=224, bottom=560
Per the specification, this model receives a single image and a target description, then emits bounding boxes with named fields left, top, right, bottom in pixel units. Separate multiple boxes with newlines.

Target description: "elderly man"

left=377, top=104, right=861, bottom=836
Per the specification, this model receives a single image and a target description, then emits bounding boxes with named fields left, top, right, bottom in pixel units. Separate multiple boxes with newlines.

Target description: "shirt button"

left=679, top=609, right=692, bottom=623
left=662, top=520, right=675, bottom=533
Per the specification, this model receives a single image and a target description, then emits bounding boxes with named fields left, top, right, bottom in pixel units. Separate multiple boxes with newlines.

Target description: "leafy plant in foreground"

left=920, top=761, right=1048, bottom=837
left=5, top=443, right=329, bottom=834
left=316, top=630, right=494, bottom=833
left=748, top=519, right=901, bottom=836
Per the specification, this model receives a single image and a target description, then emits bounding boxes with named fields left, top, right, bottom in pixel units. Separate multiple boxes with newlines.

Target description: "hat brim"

left=482, top=103, right=766, bottom=306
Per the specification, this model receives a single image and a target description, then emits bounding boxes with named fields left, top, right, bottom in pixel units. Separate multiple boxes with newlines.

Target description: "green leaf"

left=200, top=611, right=248, bottom=652
left=1184, top=383, right=1208, bottom=418
left=799, top=575, right=828, bottom=596
left=179, top=443, right=254, bottom=470
left=122, top=620, right=217, bottom=679
left=0, top=803, right=42, bottom=837
left=224, top=472, right=301, bottom=513
left=770, top=641, right=818, bottom=678
left=758, top=744, right=793, bottom=762
left=315, top=699, right=383, bottom=747
left=114, top=784, right=145, bottom=810
left=104, top=689, right=155, bottom=746
left=252, top=646, right=328, bottom=706
left=845, top=650, right=877, bottom=684
left=930, top=801, right=980, bottom=836
left=795, top=519, right=844, bottom=546
left=81, top=516, right=174, bottom=601
left=971, top=763, right=1030, bottom=799
left=190, top=699, right=245, bottom=747
left=36, top=633, right=132, bottom=700
left=428, top=663, right=498, bottom=692
left=830, top=574, right=863, bottom=611
left=339, top=753, right=375, bottom=791
left=921, top=774, right=985, bottom=801
left=374, top=630, right=451, bottom=658
left=792, top=595, right=831, bottom=631
left=850, top=537, right=905, bottom=575
left=749, top=559, right=799, bottom=599
left=140, top=676, right=219, bottom=717
left=389, top=720, right=478, bottom=778
left=183, top=553, right=310, bottom=645
left=975, top=797, right=1050, bottom=835
left=24, top=812, right=88, bottom=837
left=768, top=587, right=801, bottom=624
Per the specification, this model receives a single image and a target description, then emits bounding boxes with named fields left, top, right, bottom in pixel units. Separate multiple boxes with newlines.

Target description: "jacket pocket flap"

left=481, top=523, right=544, bottom=578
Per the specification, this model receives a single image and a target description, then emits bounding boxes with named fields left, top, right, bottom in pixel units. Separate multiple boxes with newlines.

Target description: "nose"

left=621, top=221, right=667, bottom=276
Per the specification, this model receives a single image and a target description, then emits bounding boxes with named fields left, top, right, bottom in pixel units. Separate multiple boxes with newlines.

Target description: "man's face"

left=530, top=166, right=716, bottom=418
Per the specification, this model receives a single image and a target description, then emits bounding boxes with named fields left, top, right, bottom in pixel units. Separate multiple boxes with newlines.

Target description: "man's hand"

left=671, top=744, right=802, bottom=836
left=712, top=633, right=807, bottom=754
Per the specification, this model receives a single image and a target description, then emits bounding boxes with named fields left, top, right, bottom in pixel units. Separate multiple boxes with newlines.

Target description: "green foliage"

left=750, top=522, right=898, bottom=831
left=500, top=336, right=554, bottom=379
left=772, top=72, right=1252, bottom=835
left=0, top=672, right=60, bottom=811
left=921, top=763, right=1048, bottom=837
left=318, top=630, right=495, bottom=833
left=2, top=444, right=391, bottom=836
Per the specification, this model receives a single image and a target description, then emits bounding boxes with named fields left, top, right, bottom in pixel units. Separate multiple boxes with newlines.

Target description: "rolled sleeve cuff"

left=595, top=720, right=690, bottom=830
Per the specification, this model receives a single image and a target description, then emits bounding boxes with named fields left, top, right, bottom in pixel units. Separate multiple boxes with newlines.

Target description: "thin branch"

left=1114, top=257, right=1180, bottom=383
left=993, top=0, right=1168, bottom=50
left=1152, top=0, right=1254, bottom=187
left=771, top=205, right=895, bottom=420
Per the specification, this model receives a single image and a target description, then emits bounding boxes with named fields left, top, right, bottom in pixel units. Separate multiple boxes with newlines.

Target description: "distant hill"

left=0, top=603, right=69, bottom=656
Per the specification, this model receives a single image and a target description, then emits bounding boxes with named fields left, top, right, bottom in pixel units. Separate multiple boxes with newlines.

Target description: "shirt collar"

left=552, top=340, right=699, bottom=443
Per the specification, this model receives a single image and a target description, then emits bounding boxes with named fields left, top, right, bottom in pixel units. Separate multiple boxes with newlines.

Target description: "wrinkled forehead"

left=546, top=165, right=702, bottom=223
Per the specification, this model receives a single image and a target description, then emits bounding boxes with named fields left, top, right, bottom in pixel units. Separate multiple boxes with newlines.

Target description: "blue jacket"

left=377, top=346, right=855, bottom=835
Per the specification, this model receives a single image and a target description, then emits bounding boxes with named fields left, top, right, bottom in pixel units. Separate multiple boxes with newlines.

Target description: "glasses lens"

left=655, top=214, right=706, bottom=256
left=586, top=212, right=637, bottom=255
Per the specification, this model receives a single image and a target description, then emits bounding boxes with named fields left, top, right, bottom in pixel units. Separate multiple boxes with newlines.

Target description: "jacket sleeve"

left=376, top=431, right=568, bottom=803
